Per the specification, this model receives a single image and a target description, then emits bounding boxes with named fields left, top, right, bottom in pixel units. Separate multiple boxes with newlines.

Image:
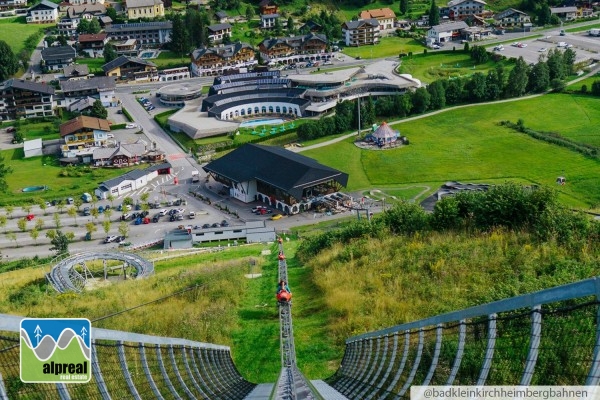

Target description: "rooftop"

left=60, top=116, right=111, bottom=136
left=359, top=7, right=397, bottom=20
left=60, top=76, right=116, bottom=92
left=0, top=79, right=55, bottom=95
left=125, top=0, right=162, bottom=8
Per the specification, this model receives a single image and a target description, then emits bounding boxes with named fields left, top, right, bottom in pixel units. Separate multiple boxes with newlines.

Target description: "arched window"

left=255, top=107, right=259, bottom=114
left=240, top=109, right=245, bottom=116
left=275, top=106, right=281, bottom=113
left=282, top=106, right=287, bottom=114
left=261, top=106, right=267, bottom=113
left=234, top=110, right=239, bottom=117
left=247, top=108, right=252, bottom=115
left=268, top=106, right=274, bottom=113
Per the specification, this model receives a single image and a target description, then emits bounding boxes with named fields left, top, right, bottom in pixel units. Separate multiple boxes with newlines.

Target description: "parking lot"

left=488, top=31, right=600, bottom=65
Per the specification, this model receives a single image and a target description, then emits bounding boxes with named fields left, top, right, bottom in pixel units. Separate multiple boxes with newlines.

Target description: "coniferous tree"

left=528, top=60, right=550, bottom=93
left=400, top=0, right=408, bottom=15
left=170, top=14, right=189, bottom=56
left=0, top=40, right=19, bottom=81
left=505, top=57, right=529, bottom=97
left=428, top=0, right=440, bottom=26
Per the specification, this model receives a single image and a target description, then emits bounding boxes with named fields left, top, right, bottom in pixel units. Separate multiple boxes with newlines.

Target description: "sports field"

left=303, top=93, right=600, bottom=209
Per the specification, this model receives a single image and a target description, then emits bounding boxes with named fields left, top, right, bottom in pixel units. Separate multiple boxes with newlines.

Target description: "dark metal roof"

left=203, top=87, right=305, bottom=111
left=105, top=21, right=172, bottom=33
left=102, top=55, right=157, bottom=73
left=29, top=0, right=58, bottom=10
left=343, top=18, right=379, bottom=29
left=259, top=33, right=327, bottom=51
left=145, top=162, right=172, bottom=172
left=41, top=45, right=76, bottom=61
left=60, top=76, right=116, bottom=93
left=203, top=144, right=348, bottom=199
left=208, top=23, right=232, bottom=32
left=207, top=96, right=309, bottom=117
left=101, top=169, right=147, bottom=188
left=0, top=79, right=55, bottom=95
left=213, top=70, right=279, bottom=85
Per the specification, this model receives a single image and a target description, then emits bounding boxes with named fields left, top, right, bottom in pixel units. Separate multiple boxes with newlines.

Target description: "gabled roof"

left=60, top=76, right=116, bottom=93
left=29, top=0, right=58, bottom=11
left=300, top=20, right=322, bottom=31
left=0, top=79, right=55, bottom=95
left=359, top=7, right=396, bottom=20
left=495, top=8, right=527, bottom=19
left=203, top=144, right=348, bottom=200
left=60, top=116, right=111, bottom=136
left=259, top=33, right=327, bottom=51
left=208, top=23, right=232, bottom=32
left=343, top=18, right=379, bottom=30
left=259, top=0, right=273, bottom=6
left=65, top=4, right=105, bottom=17
left=63, top=64, right=90, bottom=77
left=98, top=167, right=147, bottom=187
left=429, top=21, right=469, bottom=32
left=191, top=42, right=254, bottom=61
left=41, top=45, right=76, bottom=61
left=215, top=10, right=227, bottom=18
left=125, top=0, right=162, bottom=8
left=102, top=55, right=157, bottom=73
left=78, top=33, right=108, bottom=42
left=550, top=6, right=577, bottom=13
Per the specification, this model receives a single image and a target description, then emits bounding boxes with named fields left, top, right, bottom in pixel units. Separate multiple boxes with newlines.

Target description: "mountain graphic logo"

left=20, top=318, right=92, bottom=383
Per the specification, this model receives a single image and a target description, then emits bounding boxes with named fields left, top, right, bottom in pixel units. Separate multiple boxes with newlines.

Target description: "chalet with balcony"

left=102, top=55, right=158, bottom=82
left=113, top=39, right=138, bottom=56
left=0, top=79, right=55, bottom=121
left=60, top=76, right=117, bottom=108
left=105, top=21, right=172, bottom=45
left=125, top=0, right=164, bottom=20
left=259, top=0, right=277, bottom=15
left=261, top=13, right=279, bottom=29
left=259, top=33, right=327, bottom=63
left=447, top=0, right=487, bottom=20
left=57, top=4, right=106, bottom=37
left=78, top=33, right=108, bottom=56
left=93, top=141, right=147, bottom=167
left=342, top=19, right=380, bottom=47
left=493, top=8, right=530, bottom=27
left=26, top=0, right=58, bottom=23
left=40, top=45, right=76, bottom=71
left=359, top=8, right=396, bottom=31
left=190, top=42, right=255, bottom=76
left=60, top=115, right=110, bottom=159
left=550, top=6, right=578, bottom=21
left=215, top=10, right=228, bottom=23
left=0, top=0, right=26, bottom=11
left=300, top=20, right=322, bottom=33
left=207, top=23, right=232, bottom=44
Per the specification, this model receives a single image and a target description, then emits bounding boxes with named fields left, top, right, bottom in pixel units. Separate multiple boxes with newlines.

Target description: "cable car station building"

left=203, top=144, right=349, bottom=214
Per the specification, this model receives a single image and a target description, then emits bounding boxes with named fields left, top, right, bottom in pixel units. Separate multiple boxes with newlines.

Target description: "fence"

left=326, top=277, right=600, bottom=399
left=0, top=314, right=255, bottom=400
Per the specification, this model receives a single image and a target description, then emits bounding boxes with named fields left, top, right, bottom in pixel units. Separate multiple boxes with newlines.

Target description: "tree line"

left=297, top=47, right=577, bottom=141
left=297, top=183, right=600, bottom=261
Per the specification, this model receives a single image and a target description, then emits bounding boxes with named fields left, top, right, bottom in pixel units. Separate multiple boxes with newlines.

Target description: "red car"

left=25, top=214, right=35, bottom=221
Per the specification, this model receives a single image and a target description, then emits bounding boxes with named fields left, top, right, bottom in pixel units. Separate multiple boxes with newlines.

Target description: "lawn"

left=0, top=148, right=142, bottom=205
left=0, top=17, right=49, bottom=54
left=566, top=73, right=600, bottom=92
left=341, top=36, right=426, bottom=60
left=77, top=58, right=106, bottom=74
left=302, top=93, right=600, bottom=209
left=15, top=120, right=60, bottom=141
left=397, top=50, right=513, bottom=82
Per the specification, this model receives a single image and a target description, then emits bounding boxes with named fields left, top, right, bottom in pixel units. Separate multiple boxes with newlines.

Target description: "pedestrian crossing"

left=168, top=153, right=188, bottom=160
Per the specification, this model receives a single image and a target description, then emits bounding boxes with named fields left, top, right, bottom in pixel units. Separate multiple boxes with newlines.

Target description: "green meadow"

left=0, top=17, right=49, bottom=54
left=303, top=93, right=600, bottom=209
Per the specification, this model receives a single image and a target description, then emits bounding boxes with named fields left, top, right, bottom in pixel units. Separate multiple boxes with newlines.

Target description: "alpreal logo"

left=20, top=318, right=91, bottom=383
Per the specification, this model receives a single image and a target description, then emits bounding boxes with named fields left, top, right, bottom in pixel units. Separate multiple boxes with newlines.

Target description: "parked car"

left=257, top=208, right=272, bottom=215
left=176, top=214, right=184, bottom=221
left=211, top=223, right=220, bottom=228
left=159, top=209, right=168, bottom=216
left=271, top=214, right=283, bottom=220
left=67, top=197, right=74, bottom=205
left=140, top=211, right=149, bottom=217
left=121, top=213, right=131, bottom=220
left=166, top=200, right=174, bottom=206
left=175, top=208, right=185, bottom=214
left=83, top=207, right=91, bottom=216
left=252, top=206, right=267, bottom=213
left=115, top=236, right=126, bottom=243
left=25, top=214, right=35, bottom=221
left=202, top=223, right=211, bottom=229
left=125, top=123, right=137, bottom=129
left=189, top=211, right=196, bottom=219
left=104, top=235, right=119, bottom=243
left=221, top=220, right=229, bottom=227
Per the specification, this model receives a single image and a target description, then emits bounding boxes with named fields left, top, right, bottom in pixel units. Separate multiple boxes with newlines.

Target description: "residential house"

left=60, top=76, right=117, bottom=108
left=26, top=0, right=58, bottom=23
left=59, top=115, right=110, bottom=160
left=207, top=23, right=232, bottom=44
left=259, top=33, right=327, bottom=63
left=99, top=15, right=112, bottom=27
left=359, top=8, right=396, bottom=31
left=190, top=42, right=256, bottom=76
left=125, top=0, right=164, bottom=20
left=0, top=79, right=55, bottom=121
left=95, top=162, right=171, bottom=198
left=62, top=64, right=90, bottom=80
left=427, top=21, right=468, bottom=43
left=105, top=21, right=172, bottom=45
left=550, top=6, right=578, bottom=21
left=23, top=138, right=43, bottom=158
left=0, top=0, right=26, bottom=11
left=40, top=45, right=77, bottom=71
left=92, top=141, right=146, bottom=167
left=215, top=10, right=227, bottom=23
left=261, top=13, right=279, bottom=29
left=446, top=0, right=486, bottom=20
left=69, top=0, right=105, bottom=5
left=259, top=0, right=277, bottom=15
left=78, top=33, right=108, bottom=57
left=113, top=39, right=138, bottom=56
left=300, top=20, right=322, bottom=33
left=102, top=55, right=158, bottom=81
left=57, top=4, right=106, bottom=37
left=341, top=19, right=380, bottom=47
left=493, top=8, right=530, bottom=27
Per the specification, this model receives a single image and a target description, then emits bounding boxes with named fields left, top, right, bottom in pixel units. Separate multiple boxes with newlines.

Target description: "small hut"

left=370, top=122, right=399, bottom=147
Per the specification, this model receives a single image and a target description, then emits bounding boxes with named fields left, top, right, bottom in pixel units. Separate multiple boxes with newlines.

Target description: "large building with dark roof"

left=105, top=21, right=172, bottom=45
left=258, top=33, right=328, bottom=64
left=203, top=144, right=348, bottom=214
left=190, top=42, right=256, bottom=77
left=0, top=79, right=55, bottom=120
left=102, top=56, right=157, bottom=82
left=40, top=45, right=77, bottom=71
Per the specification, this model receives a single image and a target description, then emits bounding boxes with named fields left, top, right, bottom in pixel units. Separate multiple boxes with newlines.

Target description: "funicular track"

left=273, top=240, right=320, bottom=400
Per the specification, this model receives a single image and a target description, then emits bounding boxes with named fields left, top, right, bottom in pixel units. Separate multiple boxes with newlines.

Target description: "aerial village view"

left=1, top=0, right=600, bottom=397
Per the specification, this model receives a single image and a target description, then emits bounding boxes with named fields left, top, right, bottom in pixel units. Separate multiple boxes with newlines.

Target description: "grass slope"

left=0, top=17, right=48, bottom=54
left=303, top=93, right=600, bottom=208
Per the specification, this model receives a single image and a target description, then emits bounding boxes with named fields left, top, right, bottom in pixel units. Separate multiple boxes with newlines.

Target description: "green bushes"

left=297, top=183, right=598, bottom=261
left=121, top=107, right=133, bottom=122
left=110, top=123, right=126, bottom=130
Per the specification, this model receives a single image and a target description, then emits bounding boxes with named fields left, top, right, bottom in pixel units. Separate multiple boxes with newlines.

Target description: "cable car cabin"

left=278, top=252, right=285, bottom=260
left=277, top=290, right=292, bottom=302
left=278, top=237, right=283, bottom=244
